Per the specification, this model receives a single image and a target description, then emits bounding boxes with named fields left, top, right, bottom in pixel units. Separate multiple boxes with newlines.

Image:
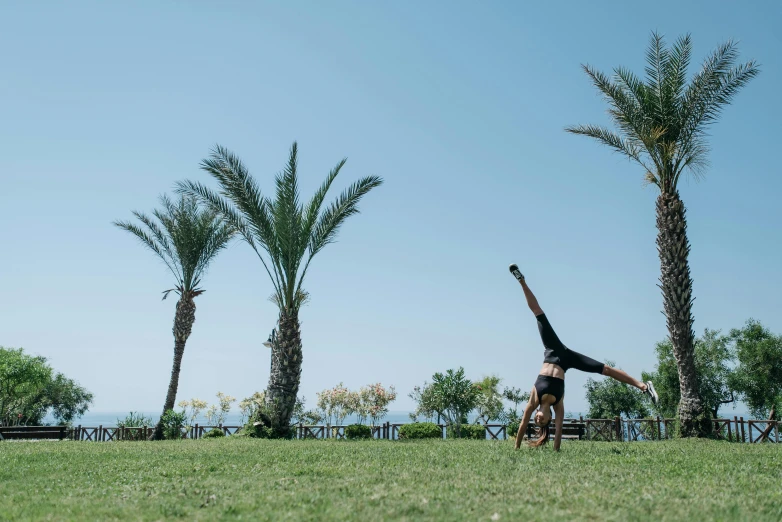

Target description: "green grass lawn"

left=1, top=438, right=781, bottom=521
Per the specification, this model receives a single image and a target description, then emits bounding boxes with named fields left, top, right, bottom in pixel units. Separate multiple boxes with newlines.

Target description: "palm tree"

left=178, top=143, right=383, bottom=437
left=115, top=195, right=234, bottom=440
left=566, top=33, right=758, bottom=436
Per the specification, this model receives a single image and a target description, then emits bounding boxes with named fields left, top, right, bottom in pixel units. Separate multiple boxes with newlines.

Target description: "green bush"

left=345, top=424, right=372, bottom=440
left=203, top=428, right=225, bottom=439
left=447, top=424, right=485, bottom=439
left=242, top=418, right=295, bottom=439
left=398, top=422, right=442, bottom=440
left=117, top=412, right=155, bottom=441
left=160, top=409, right=186, bottom=440
left=504, top=412, right=523, bottom=438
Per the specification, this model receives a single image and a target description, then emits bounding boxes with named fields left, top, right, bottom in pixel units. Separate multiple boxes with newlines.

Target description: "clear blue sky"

left=1, top=0, right=780, bottom=416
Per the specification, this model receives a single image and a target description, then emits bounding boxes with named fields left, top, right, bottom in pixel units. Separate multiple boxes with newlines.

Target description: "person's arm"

left=552, top=400, right=565, bottom=451
left=514, top=388, right=538, bottom=449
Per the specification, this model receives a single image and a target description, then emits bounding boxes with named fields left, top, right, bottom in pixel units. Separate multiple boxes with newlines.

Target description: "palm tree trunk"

left=656, top=191, right=711, bottom=437
left=152, top=295, right=196, bottom=440
left=264, top=309, right=303, bottom=437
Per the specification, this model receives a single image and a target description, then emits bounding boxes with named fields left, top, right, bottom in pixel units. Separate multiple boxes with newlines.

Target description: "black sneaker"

left=509, top=264, right=525, bottom=282
left=644, top=381, right=659, bottom=406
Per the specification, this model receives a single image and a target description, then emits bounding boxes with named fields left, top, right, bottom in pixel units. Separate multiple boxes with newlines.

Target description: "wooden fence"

left=60, top=417, right=780, bottom=443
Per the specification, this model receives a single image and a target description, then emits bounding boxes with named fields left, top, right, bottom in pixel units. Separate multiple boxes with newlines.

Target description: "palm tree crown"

left=114, top=195, right=235, bottom=299
left=566, top=32, right=759, bottom=192
left=177, top=142, right=383, bottom=312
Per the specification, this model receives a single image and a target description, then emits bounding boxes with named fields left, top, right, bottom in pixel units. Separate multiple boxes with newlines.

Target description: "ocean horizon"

left=48, top=408, right=755, bottom=427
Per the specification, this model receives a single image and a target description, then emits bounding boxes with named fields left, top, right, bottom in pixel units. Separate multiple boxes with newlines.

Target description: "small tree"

left=429, top=367, right=480, bottom=438
left=474, top=375, right=504, bottom=425
left=364, top=383, right=396, bottom=426
left=316, top=383, right=351, bottom=426
left=408, top=383, right=439, bottom=423
left=586, top=361, right=650, bottom=419
left=0, top=347, right=93, bottom=426
left=115, top=195, right=235, bottom=440
left=728, top=319, right=782, bottom=420
left=499, top=386, right=531, bottom=429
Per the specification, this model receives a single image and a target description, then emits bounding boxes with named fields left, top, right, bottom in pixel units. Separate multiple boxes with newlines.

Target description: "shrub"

left=447, top=424, right=485, bottom=439
left=503, top=411, right=523, bottom=438
left=345, top=423, right=372, bottom=440
left=243, top=411, right=295, bottom=440
left=159, top=409, right=186, bottom=440
left=398, top=422, right=442, bottom=440
left=411, top=368, right=479, bottom=438
left=203, top=428, right=225, bottom=439
left=117, top=412, right=154, bottom=440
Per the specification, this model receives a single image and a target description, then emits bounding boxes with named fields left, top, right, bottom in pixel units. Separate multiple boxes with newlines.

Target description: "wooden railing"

left=51, top=417, right=779, bottom=443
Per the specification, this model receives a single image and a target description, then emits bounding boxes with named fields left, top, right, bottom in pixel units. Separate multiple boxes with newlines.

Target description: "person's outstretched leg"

left=564, top=348, right=660, bottom=406
left=509, top=264, right=543, bottom=316
left=603, top=366, right=659, bottom=405
left=602, top=365, right=645, bottom=390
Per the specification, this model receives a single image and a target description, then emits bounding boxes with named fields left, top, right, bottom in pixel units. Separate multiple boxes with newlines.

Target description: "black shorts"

left=536, top=313, right=605, bottom=374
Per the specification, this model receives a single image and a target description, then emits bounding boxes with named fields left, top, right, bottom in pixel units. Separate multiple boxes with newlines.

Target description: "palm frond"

left=300, top=158, right=346, bottom=260
left=115, top=194, right=236, bottom=298
left=308, top=175, right=384, bottom=257
left=565, top=124, right=647, bottom=166
left=271, top=142, right=305, bottom=301
left=664, top=33, right=692, bottom=109
left=569, top=32, right=757, bottom=193
left=197, top=147, right=286, bottom=303
left=182, top=143, right=382, bottom=313
left=645, top=31, right=670, bottom=122
left=292, top=175, right=383, bottom=306
left=675, top=42, right=759, bottom=182
left=613, top=66, right=648, bottom=109
left=581, top=65, right=661, bottom=157
left=114, top=219, right=180, bottom=281
left=130, top=211, right=178, bottom=271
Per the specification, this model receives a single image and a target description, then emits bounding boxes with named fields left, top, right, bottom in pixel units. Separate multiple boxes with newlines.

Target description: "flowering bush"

left=318, top=383, right=397, bottom=426
left=239, top=392, right=266, bottom=425
left=316, top=382, right=351, bottom=425
left=178, top=398, right=208, bottom=427
left=364, top=383, right=397, bottom=426
left=204, top=392, right=235, bottom=425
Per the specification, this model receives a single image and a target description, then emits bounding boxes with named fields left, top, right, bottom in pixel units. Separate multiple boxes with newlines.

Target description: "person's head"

left=529, top=402, right=553, bottom=448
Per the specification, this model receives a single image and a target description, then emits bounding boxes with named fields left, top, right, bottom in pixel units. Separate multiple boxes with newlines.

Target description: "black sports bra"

left=534, top=374, right=564, bottom=405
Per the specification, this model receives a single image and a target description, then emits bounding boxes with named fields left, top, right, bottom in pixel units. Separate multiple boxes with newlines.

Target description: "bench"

left=527, top=422, right=586, bottom=441
left=0, top=426, right=68, bottom=441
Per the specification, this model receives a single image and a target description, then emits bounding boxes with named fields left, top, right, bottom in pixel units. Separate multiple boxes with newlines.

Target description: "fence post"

left=727, top=419, right=732, bottom=441
left=740, top=417, right=746, bottom=443
left=98, top=425, right=103, bottom=442
left=614, top=416, right=621, bottom=441
left=656, top=416, right=661, bottom=441
left=195, top=423, right=199, bottom=440
left=776, top=421, right=779, bottom=444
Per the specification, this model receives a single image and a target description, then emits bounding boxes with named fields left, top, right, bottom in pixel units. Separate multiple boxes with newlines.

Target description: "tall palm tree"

left=178, top=143, right=382, bottom=437
left=115, top=195, right=234, bottom=440
left=566, top=33, right=758, bottom=437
